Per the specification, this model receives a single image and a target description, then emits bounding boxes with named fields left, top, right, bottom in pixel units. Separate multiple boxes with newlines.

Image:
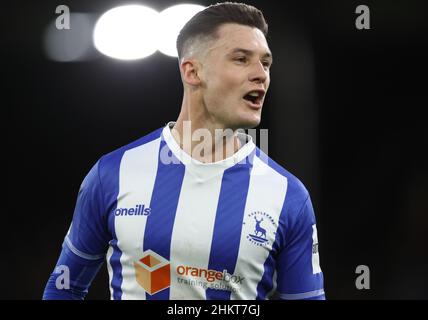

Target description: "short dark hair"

left=176, top=2, right=268, bottom=60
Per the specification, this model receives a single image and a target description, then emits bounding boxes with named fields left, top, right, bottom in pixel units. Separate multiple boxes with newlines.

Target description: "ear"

left=180, top=58, right=202, bottom=86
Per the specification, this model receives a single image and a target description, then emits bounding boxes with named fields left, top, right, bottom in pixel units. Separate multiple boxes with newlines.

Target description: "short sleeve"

left=65, top=161, right=110, bottom=260
left=275, top=196, right=325, bottom=300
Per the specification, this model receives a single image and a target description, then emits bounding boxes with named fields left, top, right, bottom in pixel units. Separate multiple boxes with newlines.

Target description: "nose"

left=248, top=61, right=268, bottom=85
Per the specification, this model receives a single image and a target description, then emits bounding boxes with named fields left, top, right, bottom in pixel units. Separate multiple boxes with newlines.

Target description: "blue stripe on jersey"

left=206, top=152, right=254, bottom=300
left=253, top=149, right=285, bottom=299
left=254, top=148, right=299, bottom=300
left=109, top=239, right=123, bottom=300
left=101, top=127, right=164, bottom=300
left=143, top=140, right=185, bottom=300
left=255, top=194, right=286, bottom=299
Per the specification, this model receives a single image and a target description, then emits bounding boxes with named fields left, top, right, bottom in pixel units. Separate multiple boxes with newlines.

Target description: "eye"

left=234, top=56, right=247, bottom=63
left=262, top=61, right=272, bottom=69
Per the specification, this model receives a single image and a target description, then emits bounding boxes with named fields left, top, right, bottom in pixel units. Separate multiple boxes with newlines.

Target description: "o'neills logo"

left=176, top=265, right=244, bottom=284
left=114, top=204, right=151, bottom=216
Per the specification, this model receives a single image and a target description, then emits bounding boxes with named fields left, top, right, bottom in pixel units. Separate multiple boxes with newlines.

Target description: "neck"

left=171, top=95, right=241, bottom=163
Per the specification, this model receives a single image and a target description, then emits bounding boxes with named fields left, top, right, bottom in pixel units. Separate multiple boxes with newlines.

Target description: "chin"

left=232, top=114, right=261, bottom=130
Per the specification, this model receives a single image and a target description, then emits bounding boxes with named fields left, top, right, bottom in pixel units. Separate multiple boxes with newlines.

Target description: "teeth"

left=248, top=91, right=259, bottom=97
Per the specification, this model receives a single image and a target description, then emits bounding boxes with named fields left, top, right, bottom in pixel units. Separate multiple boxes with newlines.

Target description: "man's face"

left=198, top=23, right=272, bottom=130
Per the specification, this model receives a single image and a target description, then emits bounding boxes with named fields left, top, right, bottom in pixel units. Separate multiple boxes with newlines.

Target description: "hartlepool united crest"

left=245, top=211, right=276, bottom=247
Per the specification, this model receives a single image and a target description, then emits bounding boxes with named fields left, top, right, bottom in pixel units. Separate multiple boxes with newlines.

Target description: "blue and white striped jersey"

left=44, top=122, right=325, bottom=300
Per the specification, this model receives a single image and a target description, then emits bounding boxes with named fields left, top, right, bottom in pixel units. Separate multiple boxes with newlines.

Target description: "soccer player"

left=43, top=2, right=325, bottom=300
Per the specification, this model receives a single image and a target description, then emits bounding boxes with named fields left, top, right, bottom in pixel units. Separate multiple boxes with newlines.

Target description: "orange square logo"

left=134, top=250, right=170, bottom=295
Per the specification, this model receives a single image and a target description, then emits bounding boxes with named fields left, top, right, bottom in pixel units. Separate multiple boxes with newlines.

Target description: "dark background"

left=4, top=0, right=428, bottom=299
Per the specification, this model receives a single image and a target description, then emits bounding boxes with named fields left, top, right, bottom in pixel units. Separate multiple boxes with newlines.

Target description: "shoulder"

left=80, top=126, right=164, bottom=208
left=253, top=147, right=313, bottom=238
left=254, top=148, right=310, bottom=207
left=97, top=126, right=164, bottom=172
left=254, top=149, right=316, bottom=248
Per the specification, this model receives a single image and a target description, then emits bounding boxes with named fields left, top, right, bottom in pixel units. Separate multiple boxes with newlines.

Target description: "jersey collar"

left=162, top=121, right=255, bottom=180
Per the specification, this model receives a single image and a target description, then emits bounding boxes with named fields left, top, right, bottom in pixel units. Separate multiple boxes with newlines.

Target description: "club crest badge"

left=245, top=211, right=276, bottom=247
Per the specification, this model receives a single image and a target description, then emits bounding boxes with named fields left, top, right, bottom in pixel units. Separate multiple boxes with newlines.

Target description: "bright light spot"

left=44, top=13, right=94, bottom=62
left=158, top=4, right=205, bottom=57
left=93, top=5, right=159, bottom=60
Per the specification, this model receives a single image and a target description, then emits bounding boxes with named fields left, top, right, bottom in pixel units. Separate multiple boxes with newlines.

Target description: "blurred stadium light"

left=44, top=3, right=205, bottom=62
left=93, top=5, right=159, bottom=60
left=157, top=4, right=205, bottom=57
left=44, top=13, right=96, bottom=62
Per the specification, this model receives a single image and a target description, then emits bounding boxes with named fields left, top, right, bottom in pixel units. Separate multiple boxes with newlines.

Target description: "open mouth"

left=243, top=90, right=265, bottom=107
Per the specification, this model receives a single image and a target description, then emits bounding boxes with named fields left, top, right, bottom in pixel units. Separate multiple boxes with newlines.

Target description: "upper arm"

left=274, top=196, right=325, bottom=300
left=66, top=160, right=111, bottom=258
left=43, top=160, right=111, bottom=299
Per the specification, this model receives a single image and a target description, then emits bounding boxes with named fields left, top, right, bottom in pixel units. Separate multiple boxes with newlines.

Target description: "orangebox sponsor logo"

left=176, top=265, right=245, bottom=284
left=134, top=250, right=170, bottom=295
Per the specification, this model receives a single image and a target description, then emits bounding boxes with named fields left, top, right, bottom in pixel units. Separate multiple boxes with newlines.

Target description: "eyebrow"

left=229, top=48, right=273, bottom=62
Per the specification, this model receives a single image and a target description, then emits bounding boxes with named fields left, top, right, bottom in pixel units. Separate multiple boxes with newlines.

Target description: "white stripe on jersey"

left=230, top=156, right=288, bottom=300
left=112, top=137, right=161, bottom=300
left=169, top=170, right=224, bottom=299
left=106, top=246, right=114, bottom=300
left=267, top=269, right=278, bottom=299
